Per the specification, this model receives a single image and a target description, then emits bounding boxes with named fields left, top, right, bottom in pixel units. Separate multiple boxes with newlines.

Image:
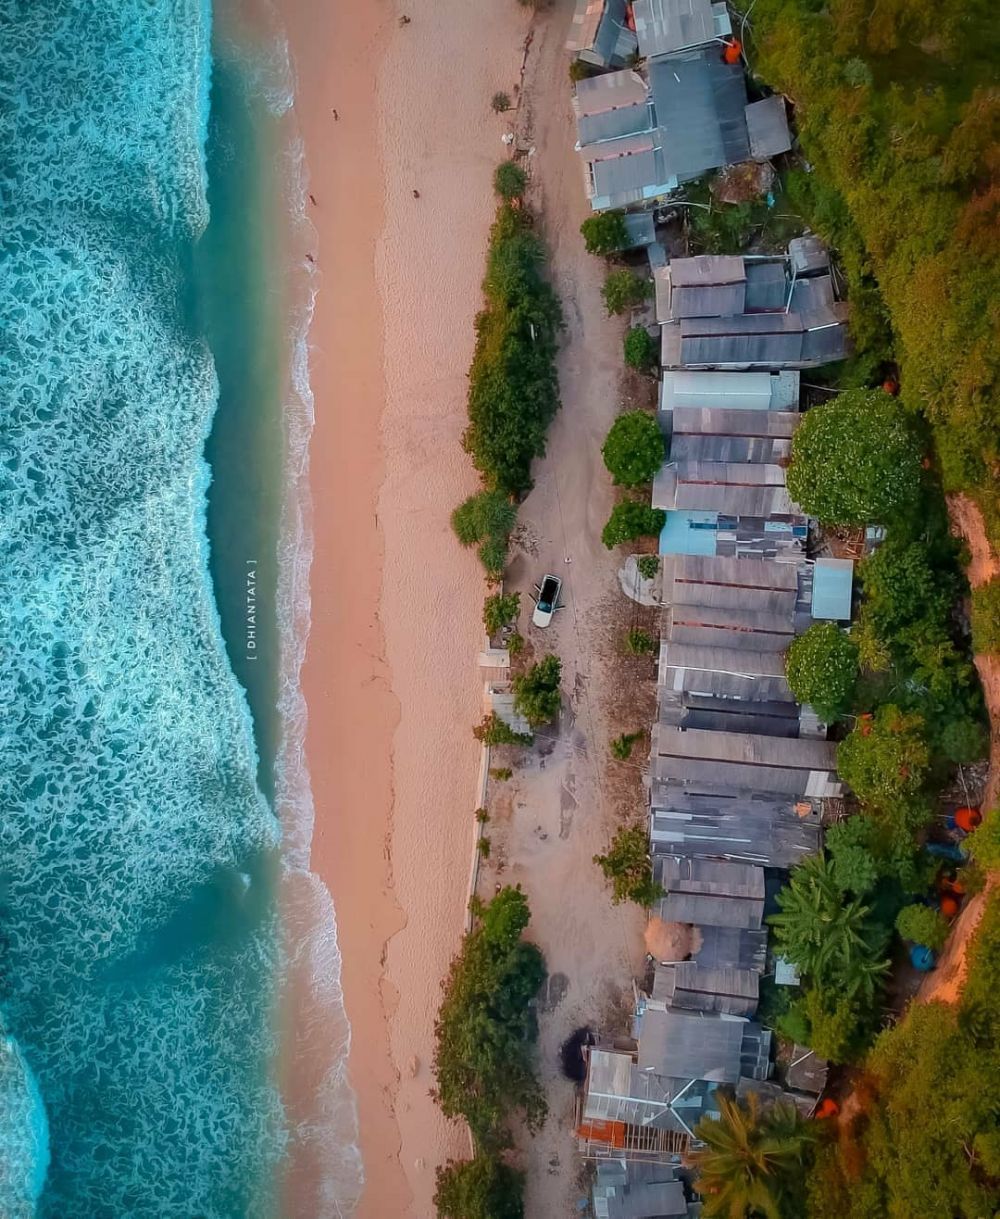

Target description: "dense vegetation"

left=737, top=0, right=1000, bottom=537
left=623, top=325, right=657, bottom=371
left=580, top=210, right=628, bottom=256
left=601, top=268, right=652, bottom=315
left=432, top=887, right=546, bottom=1213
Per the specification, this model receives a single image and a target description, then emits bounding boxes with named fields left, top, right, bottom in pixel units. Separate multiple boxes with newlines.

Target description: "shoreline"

left=279, top=0, right=533, bottom=1212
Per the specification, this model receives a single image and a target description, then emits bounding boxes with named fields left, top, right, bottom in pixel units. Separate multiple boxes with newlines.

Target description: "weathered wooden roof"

left=671, top=405, right=800, bottom=439
left=652, top=725, right=841, bottom=796
left=655, top=856, right=765, bottom=929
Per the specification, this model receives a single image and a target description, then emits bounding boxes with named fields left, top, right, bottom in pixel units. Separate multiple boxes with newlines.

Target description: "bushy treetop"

left=786, top=390, right=923, bottom=525
left=836, top=704, right=931, bottom=808
left=785, top=622, right=859, bottom=723
left=601, top=410, right=664, bottom=487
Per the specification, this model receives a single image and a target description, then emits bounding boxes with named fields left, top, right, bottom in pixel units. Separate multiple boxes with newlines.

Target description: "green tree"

left=795, top=987, right=867, bottom=1064
left=433, top=886, right=546, bottom=1146
left=593, top=823, right=663, bottom=907
left=602, top=501, right=666, bottom=549
left=895, top=903, right=950, bottom=951
left=971, top=577, right=1000, bottom=653
left=512, top=654, right=562, bottom=726
left=859, top=539, right=955, bottom=640
left=785, top=623, right=859, bottom=722
left=691, top=1092, right=816, bottom=1219
left=473, top=713, right=533, bottom=747
left=769, top=854, right=890, bottom=1003
left=493, top=160, right=527, bottom=200
left=967, top=808, right=1000, bottom=869
left=837, top=705, right=930, bottom=809
left=580, top=210, right=629, bottom=256
left=785, top=390, right=923, bottom=525
left=601, top=269, right=652, bottom=315
left=435, top=1154, right=524, bottom=1219
left=826, top=820, right=879, bottom=896
left=601, top=410, right=665, bottom=486
left=483, top=591, right=520, bottom=635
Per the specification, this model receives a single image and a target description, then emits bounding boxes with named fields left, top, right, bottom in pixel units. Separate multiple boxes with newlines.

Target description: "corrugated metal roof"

left=633, top=0, right=726, bottom=57
left=811, top=558, right=854, bottom=620
left=638, top=1009, right=747, bottom=1082
left=593, top=1160, right=688, bottom=1219
left=788, top=235, right=829, bottom=275
left=670, top=434, right=792, bottom=462
left=624, top=211, right=657, bottom=248
left=649, top=52, right=750, bottom=183
left=671, top=406, right=800, bottom=439
left=669, top=255, right=746, bottom=287
left=575, top=69, right=650, bottom=117
left=745, top=95, right=792, bottom=159
left=653, top=962, right=760, bottom=1016
left=744, top=261, right=788, bottom=311
left=655, top=724, right=837, bottom=769
left=579, top=104, right=655, bottom=145
left=660, top=370, right=790, bottom=411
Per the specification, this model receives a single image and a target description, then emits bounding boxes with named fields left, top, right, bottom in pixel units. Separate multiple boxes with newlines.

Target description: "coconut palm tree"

left=768, top=854, right=890, bottom=1001
left=691, top=1092, right=817, bottom=1219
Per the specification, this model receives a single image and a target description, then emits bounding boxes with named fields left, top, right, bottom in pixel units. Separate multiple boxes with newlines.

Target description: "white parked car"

left=531, top=574, right=562, bottom=627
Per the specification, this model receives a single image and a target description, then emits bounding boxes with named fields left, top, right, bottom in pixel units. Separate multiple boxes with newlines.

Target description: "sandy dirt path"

left=917, top=493, right=1000, bottom=1004
left=468, top=5, right=652, bottom=1214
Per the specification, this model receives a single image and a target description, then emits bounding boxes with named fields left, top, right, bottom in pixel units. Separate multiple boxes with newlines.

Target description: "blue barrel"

left=910, top=944, right=936, bottom=972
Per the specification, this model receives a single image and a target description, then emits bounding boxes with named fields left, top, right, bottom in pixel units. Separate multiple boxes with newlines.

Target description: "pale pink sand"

left=279, top=0, right=532, bottom=1213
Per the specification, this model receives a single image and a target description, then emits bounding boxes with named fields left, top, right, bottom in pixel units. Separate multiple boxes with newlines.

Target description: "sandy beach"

left=280, top=0, right=532, bottom=1213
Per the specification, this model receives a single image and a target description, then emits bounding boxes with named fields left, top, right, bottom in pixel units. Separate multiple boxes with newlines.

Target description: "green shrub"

left=895, top=903, right=950, bottom=951
left=610, top=731, right=641, bottom=760
left=435, top=1154, right=525, bottom=1219
left=580, top=210, right=628, bottom=256
left=967, top=809, right=1000, bottom=870
left=508, top=632, right=525, bottom=657
left=493, top=160, right=527, bottom=200
left=601, top=410, right=665, bottom=486
left=785, top=623, right=859, bottom=722
left=477, top=835, right=492, bottom=858
left=971, top=577, right=1000, bottom=653
left=637, top=554, right=659, bottom=580
left=462, top=203, right=562, bottom=498
left=433, top=886, right=546, bottom=1145
left=601, top=269, right=652, bottom=315
left=568, top=58, right=596, bottom=83
left=483, top=591, right=521, bottom=635
left=473, top=713, right=533, bottom=747
left=624, top=627, right=657, bottom=655
left=837, top=705, right=931, bottom=809
left=475, top=807, right=490, bottom=823
left=623, top=325, right=657, bottom=370
left=491, top=91, right=512, bottom=113
left=602, top=501, right=666, bottom=548
left=512, top=654, right=561, bottom=726
left=479, top=535, right=509, bottom=580
left=490, top=767, right=513, bottom=781
left=594, top=824, right=663, bottom=907
left=452, top=491, right=517, bottom=546
left=786, top=390, right=923, bottom=525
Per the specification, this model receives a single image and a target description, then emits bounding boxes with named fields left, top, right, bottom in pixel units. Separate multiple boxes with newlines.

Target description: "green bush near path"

left=594, top=823, right=664, bottom=907
left=462, top=201, right=562, bottom=499
left=433, top=885, right=546, bottom=1147
left=512, top=654, right=561, bottom=727
left=895, top=903, right=950, bottom=952
left=601, top=410, right=664, bottom=487
left=580, top=210, right=628, bottom=256
left=483, top=591, right=520, bottom=635
left=602, top=501, right=666, bottom=549
left=623, top=325, right=657, bottom=371
left=472, top=713, right=533, bottom=747
left=435, top=1154, right=525, bottom=1219
left=493, top=160, right=527, bottom=201
left=601, top=268, right=652, bottom=316
left=624, top=627, right=656, bottom=655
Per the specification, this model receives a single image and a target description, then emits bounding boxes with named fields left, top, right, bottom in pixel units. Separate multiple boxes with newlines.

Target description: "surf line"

left=245, top=559, right=259, bottom=661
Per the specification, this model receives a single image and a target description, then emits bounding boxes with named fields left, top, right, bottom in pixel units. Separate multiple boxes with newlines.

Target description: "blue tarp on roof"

left=660, top=509, right=719, bottom=555
left=811, top=557, right=854, bottom=620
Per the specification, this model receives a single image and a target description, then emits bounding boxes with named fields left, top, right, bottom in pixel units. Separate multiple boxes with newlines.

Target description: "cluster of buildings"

left=569, top=0, right=792, bottom=211
left=565, top=8, right=857, bottom=1212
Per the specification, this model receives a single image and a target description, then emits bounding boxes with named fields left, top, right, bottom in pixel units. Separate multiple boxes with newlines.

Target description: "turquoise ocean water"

left=0, top=2, right=329, bottom=1213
